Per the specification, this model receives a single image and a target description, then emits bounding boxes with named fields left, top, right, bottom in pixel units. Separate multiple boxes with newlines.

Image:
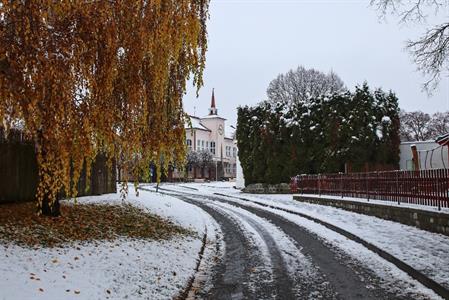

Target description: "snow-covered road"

left=3, top=182, right=447, bottom=299
left=145, top=182, right=447, bottom=300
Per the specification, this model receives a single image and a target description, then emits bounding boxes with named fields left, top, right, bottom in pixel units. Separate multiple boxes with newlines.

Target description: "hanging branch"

left=0, top=0, right=210, bottom=216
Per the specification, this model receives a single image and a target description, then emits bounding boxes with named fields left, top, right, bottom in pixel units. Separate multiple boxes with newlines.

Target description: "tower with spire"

left=178, top=88, right=237, bottom=181
left=209, top=88, right=218, bottom=115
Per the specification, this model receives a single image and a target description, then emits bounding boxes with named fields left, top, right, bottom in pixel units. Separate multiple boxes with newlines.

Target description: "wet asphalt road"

left=140, top=187, right=434, bottom=300
left=166, top=191, right=421, bottom=300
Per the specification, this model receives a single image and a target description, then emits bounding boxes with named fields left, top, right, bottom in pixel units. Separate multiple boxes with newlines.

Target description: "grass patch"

left=0, top=201, right=191, bottom=247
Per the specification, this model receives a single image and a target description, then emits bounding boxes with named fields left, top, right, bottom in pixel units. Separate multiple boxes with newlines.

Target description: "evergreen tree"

left=236, top=82, right=401, bottom=184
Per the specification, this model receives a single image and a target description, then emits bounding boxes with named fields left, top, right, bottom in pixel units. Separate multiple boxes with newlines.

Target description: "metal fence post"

left=340, top=173, right=344, bottom=198
left=396, top=171, right=400, bottom=205
left=366, top=172, right=369, bottom=202
left=318, top=174, right=321, bottom=196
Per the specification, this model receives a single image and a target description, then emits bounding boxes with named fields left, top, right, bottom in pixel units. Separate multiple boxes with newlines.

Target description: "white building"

left=183, top=90, right=238, bottom=180
left=399, top=140, right=449, bottom=170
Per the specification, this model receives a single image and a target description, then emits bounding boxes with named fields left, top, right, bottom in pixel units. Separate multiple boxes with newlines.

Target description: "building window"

left=187, top=139, right=192, bottom=151
left=226, top=146, right=231, bottom=157
left=210, top=142, right=216, bottom=155
left=233, top=147, right=237, bottom=158
left=197, top=140, right=201, bottom=150
left=206, top=141, right=209, bottom=151
left=201, top=140, right=205, bottom=151
left=224, top=162, right=229, bottom=174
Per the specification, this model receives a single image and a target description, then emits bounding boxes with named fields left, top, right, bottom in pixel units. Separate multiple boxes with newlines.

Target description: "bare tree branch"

left=407, top=22, right=449, bottom=91
left=266, top=66, right=346, bottom=107
left=400, top=109, right=449, bottom=141
left=400, top=110, right=433, bottom=141
left=428, top=111, right=449, bottom=135
left=371, top=0, right=445, bottom=22
left=371, top=0, right=449, bottom=92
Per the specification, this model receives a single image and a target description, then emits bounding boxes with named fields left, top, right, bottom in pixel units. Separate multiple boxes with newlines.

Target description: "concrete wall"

left=294, top=195, right=449, bottom=236
left=243, top=183, right=291, bottom=194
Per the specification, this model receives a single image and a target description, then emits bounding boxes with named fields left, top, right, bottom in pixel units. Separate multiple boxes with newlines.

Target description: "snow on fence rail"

left=291, top=169, right=449, bottom=209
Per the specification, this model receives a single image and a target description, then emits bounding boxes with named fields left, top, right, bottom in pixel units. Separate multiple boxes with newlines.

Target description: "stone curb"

left=174, top=228, right=208, bottom=300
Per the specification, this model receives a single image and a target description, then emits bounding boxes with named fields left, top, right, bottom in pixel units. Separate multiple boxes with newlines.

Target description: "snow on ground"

left=0, top=237, right=200, bottom=300
left=293, top=193, right=449, bottom=214
left=162, top=181, right=448, bottom=214
left=0, top=186, right=219, bottom=300
left=227, top=192, right=449, bottom=289
left=160, top=182, right=449, bottom=298
left=130, top=186, right=217, bottom=236
left=210, top=201, right=312, bottom=276
left=258, top=206, right=443, bottom=300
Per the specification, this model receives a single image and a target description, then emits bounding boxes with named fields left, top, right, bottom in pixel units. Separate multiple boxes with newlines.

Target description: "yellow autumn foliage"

left=0, top=1, right=209, bottom=214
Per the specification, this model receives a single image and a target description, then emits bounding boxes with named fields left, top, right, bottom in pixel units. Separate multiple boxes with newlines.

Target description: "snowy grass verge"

left=0, top=186, right=219, bottom=300
left=294, top=193, right=449, bottom=214
left=0, top=236, right=200, bottom=300
left=0, top=200, right=190, bottom=247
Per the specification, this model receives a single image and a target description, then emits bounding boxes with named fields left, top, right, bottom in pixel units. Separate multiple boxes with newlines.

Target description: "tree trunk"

left=40, top=196, right=61, bottom=217
left=35, top=130, right=61, bottom=217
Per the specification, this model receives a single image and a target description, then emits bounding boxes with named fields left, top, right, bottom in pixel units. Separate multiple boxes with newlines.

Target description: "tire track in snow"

left=143, top=186, right=437, bottom=299
left=211, top=192, right=447, bottom=300
left=207, top=201, right=338, bottom=300
left=180, top=197, right=271, bottom=300
left=171, top=190, right=406, bottom=300
left=205, top=203, right=278, bottom=299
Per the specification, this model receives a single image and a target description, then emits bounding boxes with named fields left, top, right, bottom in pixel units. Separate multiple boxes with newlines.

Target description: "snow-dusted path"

left=144, top=184, right=443, bottom=300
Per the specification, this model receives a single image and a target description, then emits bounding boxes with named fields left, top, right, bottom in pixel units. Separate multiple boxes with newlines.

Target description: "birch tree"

left=0, top=1, right=209, bottom=216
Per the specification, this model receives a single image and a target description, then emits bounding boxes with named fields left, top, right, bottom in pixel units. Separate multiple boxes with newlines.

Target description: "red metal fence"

left=291, top=169, right=449, bottom=209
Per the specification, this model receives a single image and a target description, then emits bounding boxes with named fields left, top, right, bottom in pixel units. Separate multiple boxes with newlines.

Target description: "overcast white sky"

left=183, top=0, right=449, bottom=126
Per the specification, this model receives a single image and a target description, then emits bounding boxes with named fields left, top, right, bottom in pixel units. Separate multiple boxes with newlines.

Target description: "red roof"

left=436, top=133, right=449, bottom=146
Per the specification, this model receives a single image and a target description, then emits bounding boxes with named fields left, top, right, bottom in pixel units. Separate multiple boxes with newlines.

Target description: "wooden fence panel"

left=0, top=138, right=116, bottom=203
